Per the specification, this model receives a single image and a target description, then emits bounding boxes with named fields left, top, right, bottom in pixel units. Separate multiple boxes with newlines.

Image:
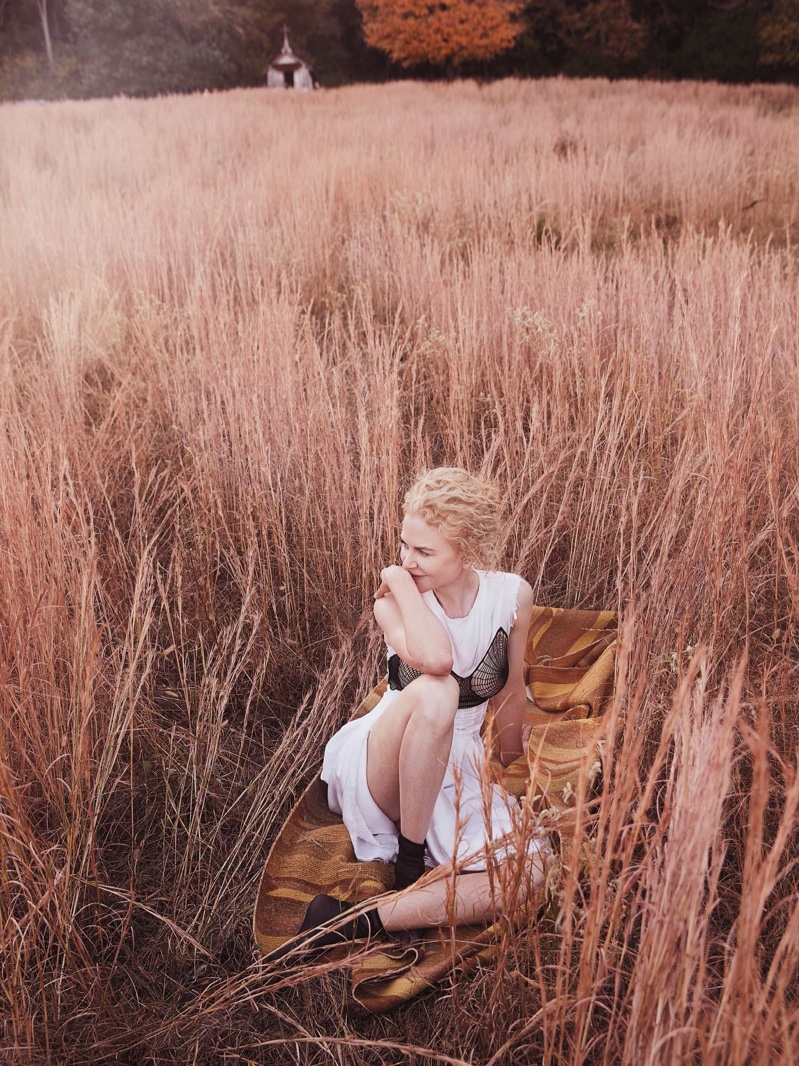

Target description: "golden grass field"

left=1, top=76, right=799, bottom=1063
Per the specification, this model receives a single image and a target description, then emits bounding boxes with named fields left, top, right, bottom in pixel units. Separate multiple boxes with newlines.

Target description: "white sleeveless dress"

left=321, top=569, right=539, bottom=872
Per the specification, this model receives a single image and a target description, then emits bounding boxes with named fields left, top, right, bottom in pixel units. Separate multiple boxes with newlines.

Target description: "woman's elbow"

left=426, top=652, right=454, bottom=676
left=410, top=651, right=453, bottom=676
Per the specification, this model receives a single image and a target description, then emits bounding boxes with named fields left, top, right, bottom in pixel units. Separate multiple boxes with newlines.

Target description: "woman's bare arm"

left=373, top=565, right=453, bottom=674
left=493, top=578, right=534, bottom=766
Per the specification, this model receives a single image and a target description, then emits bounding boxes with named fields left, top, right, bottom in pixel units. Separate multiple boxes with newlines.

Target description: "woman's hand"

left=374, top=565, right=413, bottom=600
left=521, top=722, right=532, bottom=750
left=373, top=565, right=453, bottom=674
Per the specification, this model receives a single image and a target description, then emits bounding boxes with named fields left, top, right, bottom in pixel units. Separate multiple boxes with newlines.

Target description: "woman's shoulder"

left=479, top=570, right=532, bottom=622
left=479, top=568, right=525, bottom=589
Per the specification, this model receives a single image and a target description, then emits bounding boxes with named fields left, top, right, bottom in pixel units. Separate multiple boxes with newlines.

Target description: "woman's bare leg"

left=375, top=852, right=548, bottom=932
left=366, top=673, right=459, bottom=842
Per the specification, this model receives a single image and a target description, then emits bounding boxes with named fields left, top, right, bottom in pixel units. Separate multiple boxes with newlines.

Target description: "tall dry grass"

left=0, top=77, right=798, bottom=1063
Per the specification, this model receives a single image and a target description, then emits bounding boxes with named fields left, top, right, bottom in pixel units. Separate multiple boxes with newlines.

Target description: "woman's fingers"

left=374, top=571, right=392, bottom=599
left=375, top=565, right=406, bottom=599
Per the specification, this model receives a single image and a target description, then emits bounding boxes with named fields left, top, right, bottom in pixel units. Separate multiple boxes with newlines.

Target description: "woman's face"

left=399, top=512, right=469, bottom=593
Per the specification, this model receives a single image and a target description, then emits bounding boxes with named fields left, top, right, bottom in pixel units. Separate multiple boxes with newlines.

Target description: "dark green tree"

left=510, top=0, right=646, bottom=75
left=759, top=0, right=799, bottom=70
left=635, top=0, right=762, bottom=81
left=0, top=0, right=68, bottom=63
left=64, top=0, right=232, bottom=96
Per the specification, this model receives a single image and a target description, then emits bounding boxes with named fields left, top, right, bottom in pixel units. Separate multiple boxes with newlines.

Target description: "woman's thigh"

left=365, top=674, right=458, bottom=823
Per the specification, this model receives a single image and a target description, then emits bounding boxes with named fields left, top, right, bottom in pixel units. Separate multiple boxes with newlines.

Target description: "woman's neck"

left=433, top=568, right=479, bottom=619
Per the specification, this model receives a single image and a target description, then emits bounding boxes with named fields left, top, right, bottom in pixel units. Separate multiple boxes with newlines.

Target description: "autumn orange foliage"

left=356, top=0, right=524, bottom=69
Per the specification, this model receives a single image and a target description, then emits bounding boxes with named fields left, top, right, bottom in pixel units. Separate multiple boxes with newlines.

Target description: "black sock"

left=267, top=895, right=384, bottom=961
left=394, top=833, right=426, bottom=891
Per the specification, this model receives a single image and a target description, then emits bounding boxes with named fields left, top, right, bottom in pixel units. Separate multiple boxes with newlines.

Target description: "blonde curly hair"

left=403, top=467, right=503, bottom=570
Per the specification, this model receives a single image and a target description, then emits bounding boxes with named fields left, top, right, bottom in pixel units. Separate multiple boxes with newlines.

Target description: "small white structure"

left=266, top=27, right=316, bottom=91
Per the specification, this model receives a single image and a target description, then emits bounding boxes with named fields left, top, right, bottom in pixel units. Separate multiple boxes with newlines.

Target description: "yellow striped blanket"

left=253, top=605, right=617, bottom=1012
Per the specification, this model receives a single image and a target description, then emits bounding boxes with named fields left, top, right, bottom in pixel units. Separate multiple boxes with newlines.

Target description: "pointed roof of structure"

left=270, top=25, right=304, bottom=71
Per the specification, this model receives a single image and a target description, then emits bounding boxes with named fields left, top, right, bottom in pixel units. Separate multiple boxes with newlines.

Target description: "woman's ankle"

left=394, top=833, right=426, bottom=890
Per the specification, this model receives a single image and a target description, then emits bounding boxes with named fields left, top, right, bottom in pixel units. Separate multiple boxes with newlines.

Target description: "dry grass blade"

left=1, top=77, right=798, bottom=1064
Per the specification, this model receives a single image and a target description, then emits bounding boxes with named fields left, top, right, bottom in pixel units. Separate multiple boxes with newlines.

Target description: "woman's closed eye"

left=401, top=540, right=430, bottom=557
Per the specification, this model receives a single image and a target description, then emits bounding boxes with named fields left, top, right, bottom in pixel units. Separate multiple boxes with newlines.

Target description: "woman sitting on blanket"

left=281, top=467, right=550, bottom=955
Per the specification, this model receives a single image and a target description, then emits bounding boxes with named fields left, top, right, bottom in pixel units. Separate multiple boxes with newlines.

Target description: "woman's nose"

left=402, top=553, right=415, bottom=569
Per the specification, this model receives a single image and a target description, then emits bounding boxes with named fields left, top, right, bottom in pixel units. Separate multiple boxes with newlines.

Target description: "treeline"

left=0, top=0, right=797, bottom=102
left=0, top=0, right=386, bottom=100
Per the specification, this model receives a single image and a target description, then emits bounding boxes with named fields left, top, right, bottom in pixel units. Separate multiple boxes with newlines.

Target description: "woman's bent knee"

left=407, top=672, right=458, bottom=700
left=406, top=673, right=459, bottom=732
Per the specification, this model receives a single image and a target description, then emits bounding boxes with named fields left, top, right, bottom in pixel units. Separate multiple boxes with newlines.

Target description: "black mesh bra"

left=387, top=627, right=509, bottom=710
